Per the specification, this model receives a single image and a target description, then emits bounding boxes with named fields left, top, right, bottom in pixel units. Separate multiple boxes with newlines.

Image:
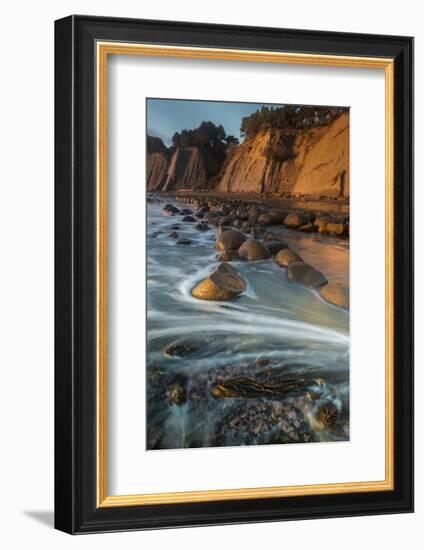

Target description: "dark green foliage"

left=171, top=121, right=238, bottom=179
left=147, top=135, right=169, bottom=154
left=240, top=105, right=347, bottom=138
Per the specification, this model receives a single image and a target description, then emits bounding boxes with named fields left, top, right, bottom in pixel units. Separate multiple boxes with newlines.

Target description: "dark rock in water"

left=169, top=223, right=180, bottom=230
left=274, top=248, right=302, bottom=267
left=166, top=383, right=187, bottom=406
left=268, top=209, right=286, bottom=224
left=238, top=239, right=271, bottom=261
left=257, top=212, right=273, bottom=226
left=320, top=282, right=349, bottom=308
left=318, top=402, right=340, bottom=427
left=151, top=231, right=162, bottom=238
left=164, top=340, right=201, bottom=358
left=182, top=215, right=196, bottom=222
left=287, top=261, right=327, bottom=287
left=218, top=250, right=240, bottom=262
left=180, top=208, right=193, bottom=215
left=265, top=240, right=289, bottom=255
left=211, top=375, right=308, bottom=399
left=163, top=205, right=179, bottom=216
left=176, top=238, right=191, bottom=245
left=195, top=221, right=209, bottom=231
left=216, top=228, right=247, bottom=251
left=192, top=262, right=246, bottom=300
left=169, top=231, right=179, bottom=239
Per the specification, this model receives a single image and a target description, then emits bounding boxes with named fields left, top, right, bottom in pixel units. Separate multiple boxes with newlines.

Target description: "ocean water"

left=146, top=199, right=349, bottom=450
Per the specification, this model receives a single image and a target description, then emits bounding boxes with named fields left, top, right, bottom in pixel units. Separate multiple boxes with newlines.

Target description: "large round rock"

left=284, top=213, right=305, bottom=229
left=216, top=228, right=247, bottom=251
left=287, top=261, right=327, bottom=287
left=275, top=248, right=302, bottom=267
left=238, top=239, right=271, bottom=261
left=320, top=282, right=349, bottom=308
left=191, top=263, right=247, bottom=301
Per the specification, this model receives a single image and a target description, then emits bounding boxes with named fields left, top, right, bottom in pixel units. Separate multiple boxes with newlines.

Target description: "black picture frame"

left=55, top=15, right=414, bottom=534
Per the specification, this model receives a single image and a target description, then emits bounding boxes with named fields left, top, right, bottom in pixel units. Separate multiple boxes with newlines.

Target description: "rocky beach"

left=146, top=101, right=350, bottom=450
left=146, top=192, right=349, bottom=449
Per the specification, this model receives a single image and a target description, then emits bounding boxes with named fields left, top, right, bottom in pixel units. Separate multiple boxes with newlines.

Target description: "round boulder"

left=216, top=228, right=247, bottom=251
left=284, top=213, right=305, bottom=229
left=287, top=261, right=327, bottom=287
left=275, top=248, right=302, bottom=267
left=192, top=263, right=247, bottom=301
left=314, top=215, right=332, bottom=233
left=326, top=223, right=345, bottom=236
left=320, top=282, right=349, bottom=308
left=238, top=239, right=271, bottom=261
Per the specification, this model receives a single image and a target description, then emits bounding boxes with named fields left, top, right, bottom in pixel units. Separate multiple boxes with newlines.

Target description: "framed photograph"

left=54, top=15, right=413, bottom=533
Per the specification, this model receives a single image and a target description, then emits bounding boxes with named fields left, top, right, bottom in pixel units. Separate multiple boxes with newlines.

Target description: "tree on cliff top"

left=240, top=105, right=347, bottom=138
left=171, top=121, right=238, bottom=179
left=171, top=121, right=238, bottom=150
left=147, top=135, right=169, bottom=155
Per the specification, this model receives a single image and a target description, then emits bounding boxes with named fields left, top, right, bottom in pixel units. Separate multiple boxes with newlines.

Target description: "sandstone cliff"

left=217, top=112, right=349, bottom=198
left=162, top=146, right=208, bottom=191
left=146, top=112, right=349, bottom=197
left=146, top=152, right=169, bottom=191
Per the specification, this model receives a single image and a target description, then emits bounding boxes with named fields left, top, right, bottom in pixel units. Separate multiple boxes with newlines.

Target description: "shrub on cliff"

left=147, top=135, right=169, bottom=155
left=240, top=105, right=347, bottom=138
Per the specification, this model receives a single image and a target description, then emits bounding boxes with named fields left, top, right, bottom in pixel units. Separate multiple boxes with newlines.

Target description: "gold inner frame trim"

left=96, top=41, right=395, bottom=508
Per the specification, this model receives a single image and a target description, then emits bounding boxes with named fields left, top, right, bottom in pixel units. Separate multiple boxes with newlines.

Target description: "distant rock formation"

left=146, top=110, right=349, bottom=198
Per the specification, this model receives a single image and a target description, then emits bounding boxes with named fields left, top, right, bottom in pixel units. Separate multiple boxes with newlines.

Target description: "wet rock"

left=326, top=222, right=345, bottom=236
left=180, top=208, right=193, bottom=215
left=182, top=215, right=196, bottom=222
left=238, top=239, right=271, bottom=261
left=284, top=212, right=305, bottom=229
left=169, top=224, right=180, bottom=230
left=268, top=209, right=286, bottom=224
left=320, top=282, right=349, bottom=308
left=274, top=248, right=303, bottom=267
left=218, top=250, right=240, bottom=262
left=265, top=240, right=289, bottom=255
left=163, top=205, right=179, bottom=216
left=216, top=228, right=247, bottom=251
left=287, top=261, right=327, bottom=287
left=176, top=238, right=191, bottom=245
left=166, top=383, right=187, bottom=406
left=192, top=263, right=247, bottom=301
left=169, top=231, right=179, bottom=239
left=195, top=221, right=209, bottom=231
left=257, top=212, right=273, bottom=226
left=314, top=215, right=332, bottom=233
left=318, top=402, right=340, bottom=427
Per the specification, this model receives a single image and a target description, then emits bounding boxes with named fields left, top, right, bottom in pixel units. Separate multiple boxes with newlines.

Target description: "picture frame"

left=54, top=15, right=414, bottom=534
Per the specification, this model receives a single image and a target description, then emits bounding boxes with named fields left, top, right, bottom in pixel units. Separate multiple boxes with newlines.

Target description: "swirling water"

left=146, top=199, right=349, bottom=450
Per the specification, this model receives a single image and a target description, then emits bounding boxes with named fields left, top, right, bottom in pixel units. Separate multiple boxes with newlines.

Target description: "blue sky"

left=146, top=98, right=284, bottom=146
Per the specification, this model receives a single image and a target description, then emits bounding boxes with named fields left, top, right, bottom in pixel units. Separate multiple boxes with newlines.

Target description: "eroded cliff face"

left=146, top=152, right=169, bottom=191
left=163, top=147, right=207, bottom=191
left=146, top=113, right=349, bottom=197
left=217, top=112, right=349, bottom=197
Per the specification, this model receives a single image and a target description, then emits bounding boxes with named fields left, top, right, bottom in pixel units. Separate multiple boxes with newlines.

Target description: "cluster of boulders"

left=160, top=194, right=349, bottom=238
left=159, top=198, right=349, bottom=308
